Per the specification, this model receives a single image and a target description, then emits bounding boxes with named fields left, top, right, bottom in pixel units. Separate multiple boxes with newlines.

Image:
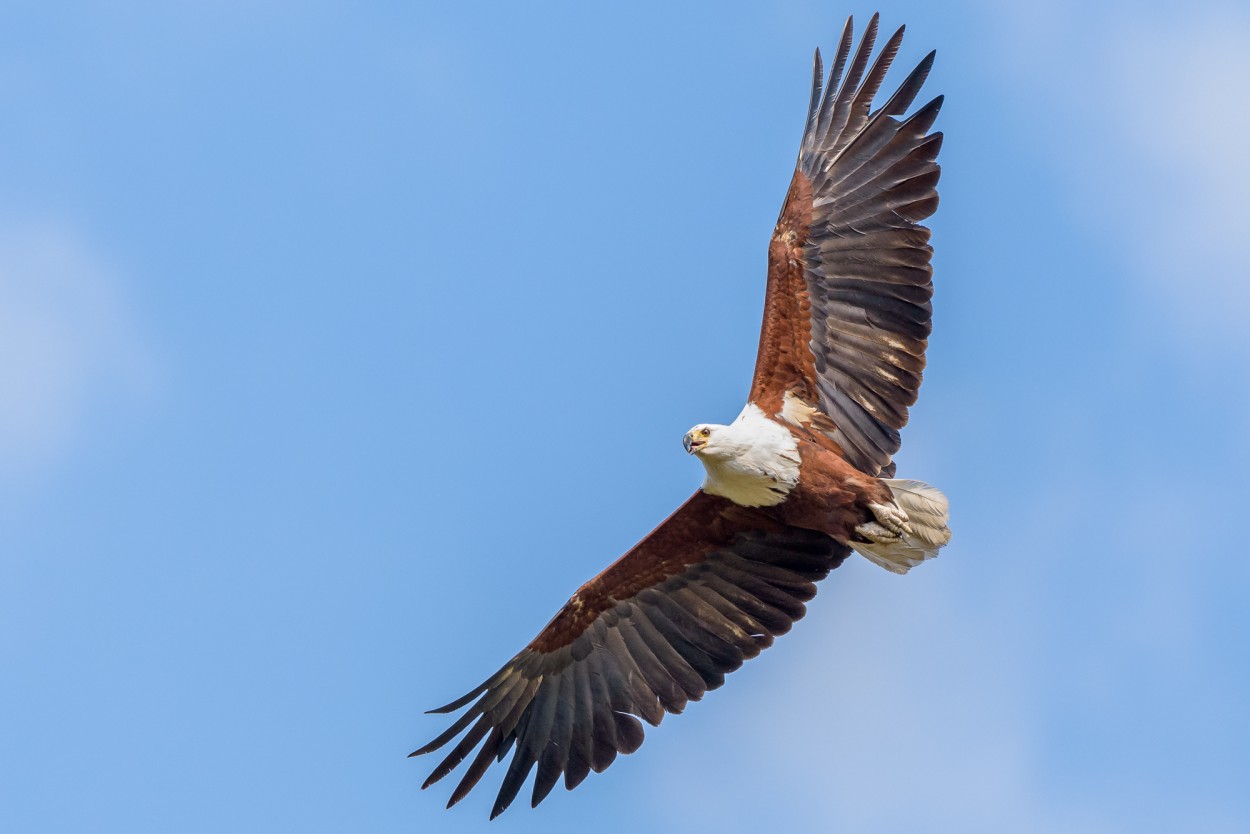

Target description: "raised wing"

left=750, top=14, right=943, bottom=477
left=412, top=492, right=848, bottom=817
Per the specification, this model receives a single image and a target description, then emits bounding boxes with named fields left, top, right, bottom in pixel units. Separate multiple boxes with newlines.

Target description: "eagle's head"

left=683, top=424, right=719, bottom=455
left=682, top=406, right=802, bottom=507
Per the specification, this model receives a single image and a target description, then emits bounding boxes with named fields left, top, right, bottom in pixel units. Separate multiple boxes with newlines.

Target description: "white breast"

left=698, top=404, right=802, bottom=508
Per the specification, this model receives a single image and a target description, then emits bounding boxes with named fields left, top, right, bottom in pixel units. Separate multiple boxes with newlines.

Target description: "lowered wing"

left=413, top=492, right=849, bottom=817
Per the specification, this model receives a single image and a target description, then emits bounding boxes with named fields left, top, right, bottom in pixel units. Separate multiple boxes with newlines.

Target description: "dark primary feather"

left=412, top=493, right=849, bottom=818
left=758, top=14, right=943, bottom=477
left=802, top=19, right=943, bottom=475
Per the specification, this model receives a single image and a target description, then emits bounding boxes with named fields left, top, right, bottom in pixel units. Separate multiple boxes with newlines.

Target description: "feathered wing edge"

left=758, top=14, right=944, bottom=478
left=411, top=494, right=849, bottom=818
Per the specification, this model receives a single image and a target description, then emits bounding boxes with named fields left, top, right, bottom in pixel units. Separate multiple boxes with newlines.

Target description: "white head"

left=682, top=423, right=727, bottom=457
left=680, top=405, right=802, bottom=507
left=682, top=412, right=780, bottom=463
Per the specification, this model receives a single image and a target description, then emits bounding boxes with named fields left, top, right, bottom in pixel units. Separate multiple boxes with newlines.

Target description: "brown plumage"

left=413, top=13, right=949, bottom=818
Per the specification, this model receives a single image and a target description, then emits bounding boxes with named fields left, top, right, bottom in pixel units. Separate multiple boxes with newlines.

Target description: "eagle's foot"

left=855, top=521, right=900, bottom=543
left=860, top=501, right=912, bottom=541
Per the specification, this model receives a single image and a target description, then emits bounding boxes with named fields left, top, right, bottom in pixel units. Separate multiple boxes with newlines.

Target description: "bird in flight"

left=413, top=13, right=951, bottom=818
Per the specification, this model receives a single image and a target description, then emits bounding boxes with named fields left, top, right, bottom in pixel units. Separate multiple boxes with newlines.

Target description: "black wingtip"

left=425, top=698, right=468, bottom=715
left=863, top=12, right=880, bottom=41
left=805, top=47, right=825, bottom=137
left=425, top=692, right=476, bottom=715
left=425, top=675, right=495, bottom=714
left=409, top=729, right=461, bottom=759
left=916, top=49, right=936, bottom=79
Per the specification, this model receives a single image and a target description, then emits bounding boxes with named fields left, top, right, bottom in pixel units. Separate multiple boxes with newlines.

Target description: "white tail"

left=853, top=479, right=952, bottom=574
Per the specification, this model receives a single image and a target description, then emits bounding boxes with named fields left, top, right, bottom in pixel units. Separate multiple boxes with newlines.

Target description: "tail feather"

left=853, top=478, right=951, bottom=574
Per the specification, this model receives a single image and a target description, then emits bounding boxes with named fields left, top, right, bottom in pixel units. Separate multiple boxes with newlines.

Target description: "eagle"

left=413, top=14, right=951, bottom=818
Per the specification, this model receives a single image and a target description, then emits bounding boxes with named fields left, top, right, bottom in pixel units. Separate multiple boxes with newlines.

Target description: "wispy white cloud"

left=649, top=561, right=1099, bottom=833
left=987, top=1, right=1250, bottom=346
left=1104, top=11, right=1250, bottom=339
left=753, top=577, right=1049, bottom=830
left=0, top=219, right=155, bottom=485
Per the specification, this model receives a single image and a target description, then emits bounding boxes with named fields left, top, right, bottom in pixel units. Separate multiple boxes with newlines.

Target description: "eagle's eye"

left=701, top=428, right=711, bottom=437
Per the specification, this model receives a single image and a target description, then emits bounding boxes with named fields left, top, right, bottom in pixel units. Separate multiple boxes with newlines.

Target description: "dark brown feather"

left=617, top=610, right=688, bottom=714
left=447, top=727, right=502, bottom=809
left=530, top=669, right=575, bottom=807
left=562, top=661, right=594, bottom=790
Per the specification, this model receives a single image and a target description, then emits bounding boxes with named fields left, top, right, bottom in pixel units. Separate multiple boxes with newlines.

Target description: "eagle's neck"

left=698, top=404, right=802, bottom=508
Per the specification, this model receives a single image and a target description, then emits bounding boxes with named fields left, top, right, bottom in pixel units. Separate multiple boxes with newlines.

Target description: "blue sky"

left=3, top=1, right=1249, bottom=831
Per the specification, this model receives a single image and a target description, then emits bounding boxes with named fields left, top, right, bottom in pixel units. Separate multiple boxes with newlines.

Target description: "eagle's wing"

left=413, top=492, right=848, bottom=818
left=750, top=14, right=943, bottom=477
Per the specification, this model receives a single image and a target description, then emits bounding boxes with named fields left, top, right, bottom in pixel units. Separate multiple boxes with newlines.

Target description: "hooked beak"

left=684, top=433, right=705, bottom=454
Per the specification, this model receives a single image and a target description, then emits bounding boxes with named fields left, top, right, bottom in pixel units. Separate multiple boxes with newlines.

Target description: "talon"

left=855, top=521, right=902, bottom=544
left=867, top=502, right=912, bottom=537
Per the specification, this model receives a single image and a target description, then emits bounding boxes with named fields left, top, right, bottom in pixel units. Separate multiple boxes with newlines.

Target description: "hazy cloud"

left=989, top=1, right=1250, bottom=344
left=0, top=220, right=155, bottom=483
left=1105, top=10, right=1250, bottom=335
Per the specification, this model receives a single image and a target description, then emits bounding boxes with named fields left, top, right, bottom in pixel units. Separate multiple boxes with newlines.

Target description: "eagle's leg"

left=856, top=501, right=912, bottom=543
